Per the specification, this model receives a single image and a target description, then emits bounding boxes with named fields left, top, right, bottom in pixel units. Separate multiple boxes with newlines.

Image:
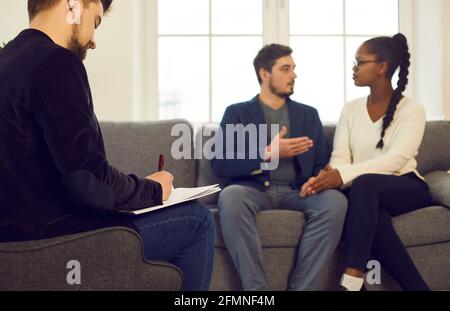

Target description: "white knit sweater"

left=330, top=96, right=426, bottom=187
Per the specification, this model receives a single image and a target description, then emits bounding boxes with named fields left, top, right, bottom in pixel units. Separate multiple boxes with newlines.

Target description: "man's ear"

left=259, top=68, right=270, bottom=83
left=66, top=0, right=81, bottom=25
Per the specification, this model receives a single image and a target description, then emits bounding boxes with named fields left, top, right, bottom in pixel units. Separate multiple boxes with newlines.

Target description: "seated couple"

left=212, top=37, right=431, bottom=291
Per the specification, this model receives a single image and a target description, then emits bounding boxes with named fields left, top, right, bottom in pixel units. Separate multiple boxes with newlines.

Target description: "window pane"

left=211, top=0, right=262, bottom=34
left=346, top=0, right=398, bottom=35
left=158, top=0, right=209, bottom=34
left=290, top=0, right=343, bottom=35
left=290, top=37, right=344, bottom=122
left=212, top=37, right=262, bottom=122
left=158, top=37, right=210, bottom=122
left=346, top=36, right=371, bottom=102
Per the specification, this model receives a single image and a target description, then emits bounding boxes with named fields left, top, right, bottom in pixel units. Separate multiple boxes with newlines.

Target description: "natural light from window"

left=157, top=0, right=399, bottom=123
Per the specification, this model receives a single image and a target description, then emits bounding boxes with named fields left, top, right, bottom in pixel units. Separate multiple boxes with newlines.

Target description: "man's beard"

left=268, top=79, right=295, bottom=98
left=67, top=26, right=90, bottom=61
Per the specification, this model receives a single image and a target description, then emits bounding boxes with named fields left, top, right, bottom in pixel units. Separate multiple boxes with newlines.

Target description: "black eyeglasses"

left=353, top=59, right=380, bottom=69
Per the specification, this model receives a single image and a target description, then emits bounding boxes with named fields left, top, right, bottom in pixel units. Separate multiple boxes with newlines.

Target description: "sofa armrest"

left=0, top=227, right=182, bottom=290
left=425, top=171, right=450, bottom=209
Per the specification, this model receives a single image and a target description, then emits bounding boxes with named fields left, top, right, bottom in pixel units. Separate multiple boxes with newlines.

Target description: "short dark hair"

left=253, top=44, right=293, bottom=84
left=28, top=0, right=113, bottom=21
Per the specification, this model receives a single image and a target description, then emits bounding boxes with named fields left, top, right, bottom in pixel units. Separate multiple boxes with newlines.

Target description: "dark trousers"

left=343, top=173, right=431, bottom=291
left=132, top=202, right=215, bottom=291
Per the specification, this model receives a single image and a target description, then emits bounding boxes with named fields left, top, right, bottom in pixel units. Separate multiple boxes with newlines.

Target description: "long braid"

left=375, top=34, right=411, bottom=149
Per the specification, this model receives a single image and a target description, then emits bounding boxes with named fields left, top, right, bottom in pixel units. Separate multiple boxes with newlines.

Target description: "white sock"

left=340, top=274, right=364, bottom=291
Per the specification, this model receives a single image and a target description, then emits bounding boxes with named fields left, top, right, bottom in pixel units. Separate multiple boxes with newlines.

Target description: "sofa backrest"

left=100, top=120, right=196, bottom=188
left=416, top=121, right=450, bottom=174
left=195, top=121, right=450, bottom=198
left=99, top=119, right=449, bottom=203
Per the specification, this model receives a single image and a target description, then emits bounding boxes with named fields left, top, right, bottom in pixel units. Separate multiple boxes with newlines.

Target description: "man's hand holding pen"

left=146, top=154, right=174, bottom=201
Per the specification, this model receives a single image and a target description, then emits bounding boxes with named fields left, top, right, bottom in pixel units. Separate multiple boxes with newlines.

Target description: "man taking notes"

left=0, top=0, right=214, bottom=290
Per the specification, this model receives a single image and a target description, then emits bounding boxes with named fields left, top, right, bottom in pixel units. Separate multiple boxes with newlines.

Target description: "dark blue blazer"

left=211, top=96, right=330, bottom=191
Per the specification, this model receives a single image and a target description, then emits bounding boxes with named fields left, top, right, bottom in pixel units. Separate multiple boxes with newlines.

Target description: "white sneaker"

left=340, top=274, right=364, bottom=291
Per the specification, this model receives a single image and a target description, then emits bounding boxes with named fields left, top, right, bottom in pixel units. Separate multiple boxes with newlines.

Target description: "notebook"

left=128, top=184, right=221, bottom=215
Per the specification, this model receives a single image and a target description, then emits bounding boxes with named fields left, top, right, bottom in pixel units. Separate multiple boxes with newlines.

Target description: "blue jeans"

left=131, top=201, right=215, bottom=291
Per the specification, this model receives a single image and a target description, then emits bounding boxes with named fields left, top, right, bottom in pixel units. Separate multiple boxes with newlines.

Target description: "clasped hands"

left=263, top=126, right=343, bottom=197
left=299, top=164, right=343, bottom=198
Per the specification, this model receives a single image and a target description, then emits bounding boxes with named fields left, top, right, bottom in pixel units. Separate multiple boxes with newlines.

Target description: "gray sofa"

left=1, top=120, right=449, bottom=291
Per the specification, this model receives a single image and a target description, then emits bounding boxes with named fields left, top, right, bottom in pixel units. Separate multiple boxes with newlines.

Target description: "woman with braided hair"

left=300, top=33, right=431, bottom=291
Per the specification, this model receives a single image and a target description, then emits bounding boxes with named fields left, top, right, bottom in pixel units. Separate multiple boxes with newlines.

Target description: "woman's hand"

left=300, top=165, right=343, bottom=197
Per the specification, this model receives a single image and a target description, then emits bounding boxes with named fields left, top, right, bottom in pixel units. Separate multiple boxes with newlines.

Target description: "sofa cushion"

left=211, top=208, right=306, bottom=248
left=416, top=121, right=450, bottom=175
left=100, top=120, right=196, bottom=188
left=392, top=205, right=450, bottom=247
left=425, top=171, right=450, bottom=208
left=211, top=205, right=450, bottom=249
left=195, top=124, right=226, bottom=204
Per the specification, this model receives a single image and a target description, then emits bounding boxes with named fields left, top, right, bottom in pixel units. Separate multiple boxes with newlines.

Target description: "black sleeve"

left=31, top=48, right=162, bottom=212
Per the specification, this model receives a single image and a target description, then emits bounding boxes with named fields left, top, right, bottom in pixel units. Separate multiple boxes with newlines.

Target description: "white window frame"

left=281, top=0, right=411, bottom=106
left=144, top=0, right=413, bottom=122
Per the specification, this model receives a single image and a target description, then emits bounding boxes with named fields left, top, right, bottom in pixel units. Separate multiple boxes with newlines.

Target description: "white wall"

left=1, top=0, right=448, bottom=122
left=412, top=0, right=444, bottom=120
left=83, top=0, right=134, bottom=121
left=443, top=0, right=450, bottom=120
left=0, top=0, right=28, bottom=42
left=0, top=0, right=139, bottom=121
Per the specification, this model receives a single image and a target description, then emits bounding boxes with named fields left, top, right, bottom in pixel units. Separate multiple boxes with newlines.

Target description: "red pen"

left=158, top=154, right=165, bottom=171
